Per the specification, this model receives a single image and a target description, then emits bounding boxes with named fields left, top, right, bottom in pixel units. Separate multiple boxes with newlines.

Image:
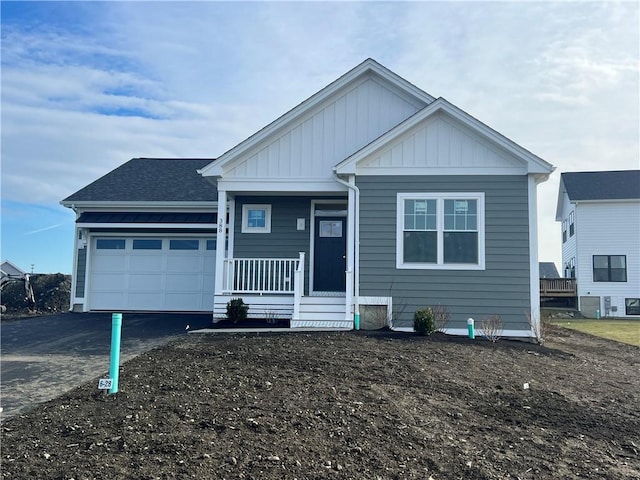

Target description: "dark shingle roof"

left=562, top=170, right=640, bottom=201
left=62, top=158, right=217, bottom=203
left=539, top=262, right=560, bottom=279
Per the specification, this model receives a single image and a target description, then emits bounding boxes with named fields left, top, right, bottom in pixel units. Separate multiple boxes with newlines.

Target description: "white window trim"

left=241, top=204, right=272, bottom=233
left=396, top=192, right=485, bottom=270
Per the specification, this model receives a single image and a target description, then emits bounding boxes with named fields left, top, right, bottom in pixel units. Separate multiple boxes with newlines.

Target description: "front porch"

left=212, top=253, right=353, bottom=329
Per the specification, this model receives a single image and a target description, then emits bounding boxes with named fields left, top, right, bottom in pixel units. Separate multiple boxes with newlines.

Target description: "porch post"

left=214, top=190, right=227, bottom=296
left=293, top=251, right=305, bottom=321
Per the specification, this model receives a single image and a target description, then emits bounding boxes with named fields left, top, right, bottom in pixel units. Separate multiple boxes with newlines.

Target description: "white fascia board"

left=555, top=179, right=568, bottom=221
left=217, top=178, right=348, bottom=193
left=61, top=201, right=217, bottom=213
left=335, top=98, right=554, bottom=176
left=569, top=198, right=640, bottom=205
left=77, top=223, right=216, bottom=229
left=200, top=59, right=435, bottom=178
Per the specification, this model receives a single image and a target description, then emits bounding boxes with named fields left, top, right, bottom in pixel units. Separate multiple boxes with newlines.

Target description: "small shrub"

left=226, top=298, right=248, bottom=324
left=432, top=304, right=451, bottom=332
left=527, top=309, right=550, bottom=345
left=414, top=307, right=436, bottom=336
left=480, top=315, right=504, bottom=342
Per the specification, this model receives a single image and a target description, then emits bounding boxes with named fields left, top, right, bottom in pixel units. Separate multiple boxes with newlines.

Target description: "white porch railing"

left=223, top=253, right=305, bottom=295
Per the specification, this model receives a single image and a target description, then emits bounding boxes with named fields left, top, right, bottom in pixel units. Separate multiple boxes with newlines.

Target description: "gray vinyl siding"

left=357, top=175, right=531, bottom=331
left=234, top=196, right=345, bottom=292
left=75, top=247, right=87, bottom=298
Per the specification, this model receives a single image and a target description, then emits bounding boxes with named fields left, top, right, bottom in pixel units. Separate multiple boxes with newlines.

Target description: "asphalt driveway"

left=1, top=312, right=212, bottom=419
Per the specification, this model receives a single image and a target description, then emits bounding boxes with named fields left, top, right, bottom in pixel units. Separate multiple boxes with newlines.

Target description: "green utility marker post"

left=109, top=313, right=123, bottom=394
left=467, top=318, right=475, bottom=339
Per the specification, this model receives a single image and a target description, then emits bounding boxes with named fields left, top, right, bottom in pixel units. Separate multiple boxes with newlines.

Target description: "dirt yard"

left=2, top=326, right=639, bottom=480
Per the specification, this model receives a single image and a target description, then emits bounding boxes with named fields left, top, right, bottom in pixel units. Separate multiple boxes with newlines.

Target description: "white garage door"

left=89, top=237, right=216, bottom=312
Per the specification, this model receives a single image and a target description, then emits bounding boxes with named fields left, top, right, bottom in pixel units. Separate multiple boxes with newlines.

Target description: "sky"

left=1, top=1, right=638, bottom=275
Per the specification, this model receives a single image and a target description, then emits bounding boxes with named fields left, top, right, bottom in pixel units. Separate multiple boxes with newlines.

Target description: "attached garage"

left=88, top=236, right=216, bottom=312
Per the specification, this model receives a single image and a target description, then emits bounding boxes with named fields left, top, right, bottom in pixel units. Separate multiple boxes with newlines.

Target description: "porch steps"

left=292, top=296, right=352, bottom=329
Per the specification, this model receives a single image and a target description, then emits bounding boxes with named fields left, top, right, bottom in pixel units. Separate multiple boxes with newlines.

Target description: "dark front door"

left=313, top=216, right=346, bottom=292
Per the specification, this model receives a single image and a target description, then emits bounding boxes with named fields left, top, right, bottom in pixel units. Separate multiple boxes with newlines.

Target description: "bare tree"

left=432, top=304, right=451, bottom=333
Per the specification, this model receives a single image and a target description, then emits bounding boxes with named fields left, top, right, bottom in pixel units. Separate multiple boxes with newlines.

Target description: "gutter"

left=332, top=170, right=360, bottom=329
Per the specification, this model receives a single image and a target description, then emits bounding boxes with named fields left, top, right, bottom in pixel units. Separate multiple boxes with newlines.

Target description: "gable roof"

left=61, top=158, right=217, bottom=205
left=539, top=262, right=560, bottom=279
left=1, top=260, right=26, bottom=277
left=561, top=170, right=640, bottom=201
left=199, top=58, right=435, bottom=177
left=335, top=97, right=554, bottom=176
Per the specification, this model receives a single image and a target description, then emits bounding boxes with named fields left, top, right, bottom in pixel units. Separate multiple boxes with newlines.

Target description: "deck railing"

left=540, top=278, right=577, bottom=297
left=223, top=253, right=304, bottom=295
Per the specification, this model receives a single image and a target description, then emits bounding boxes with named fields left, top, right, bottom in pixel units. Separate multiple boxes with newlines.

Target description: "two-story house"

left=556, top=170, right=640, bottom=318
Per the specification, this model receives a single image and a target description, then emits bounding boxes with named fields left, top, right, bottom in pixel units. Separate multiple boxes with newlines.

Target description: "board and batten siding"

left=357, top=175, right=531, bottom=330
left=357, top=113, right=525, bottom=173
left=225, top=76, right=422, bottom=180
left=574, top=201, right=640, bottom=317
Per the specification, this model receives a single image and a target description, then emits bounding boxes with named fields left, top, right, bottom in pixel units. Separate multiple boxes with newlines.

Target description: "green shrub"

left=414, top=307, right=436, bottom=336
left=226, top=298, right=248, bottom=324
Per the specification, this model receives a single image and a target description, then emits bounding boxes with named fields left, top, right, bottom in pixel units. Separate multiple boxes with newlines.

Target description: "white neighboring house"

left=556, top=170, right=640, bottom=318
left=1, top=260, right=27, bottom=277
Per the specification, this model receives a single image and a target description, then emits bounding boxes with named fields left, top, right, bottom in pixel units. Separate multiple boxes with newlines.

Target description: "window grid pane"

left=133, top=239, right=162, bottom=250
left=247, top=209, right=266, bottom=228
left=403, top=199, right=436, bottom=231
left=403, top=231, right=437, bottom=263
left=96, top=239, right=125, bottom=249
left=170, top=239, right=199, bottom=250
left=444, top=199, right=477, bottom=232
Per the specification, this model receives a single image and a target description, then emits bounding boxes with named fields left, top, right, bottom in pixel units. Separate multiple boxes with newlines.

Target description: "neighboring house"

left=539, top=262, right=560, bottom=279
left=61, top=59, right=554, bottom=336
left=556, top=170, right=640, bottom=318
left=1, top=260, right=26, bottom=278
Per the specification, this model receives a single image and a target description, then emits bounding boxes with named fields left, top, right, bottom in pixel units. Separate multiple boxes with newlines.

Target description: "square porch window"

left=242, top=204, right=272, bottom=233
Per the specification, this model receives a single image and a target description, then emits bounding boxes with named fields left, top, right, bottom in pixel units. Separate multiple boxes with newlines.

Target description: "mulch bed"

left=2, top=326, right=639, bottom=479
left=209, top=318, right=290, bottom=329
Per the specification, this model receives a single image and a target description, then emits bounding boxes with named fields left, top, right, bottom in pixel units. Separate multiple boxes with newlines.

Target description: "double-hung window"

left=569, top=211, right=575, bottom=237
left=397, top=193, right=485, bottom=270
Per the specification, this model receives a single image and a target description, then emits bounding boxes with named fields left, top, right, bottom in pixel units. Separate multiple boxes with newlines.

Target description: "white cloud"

left=1, top=1, right=638, bottom=272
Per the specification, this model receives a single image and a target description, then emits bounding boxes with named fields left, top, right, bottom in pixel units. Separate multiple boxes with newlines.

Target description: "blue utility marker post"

left=109, top=313, right=123, bottom=394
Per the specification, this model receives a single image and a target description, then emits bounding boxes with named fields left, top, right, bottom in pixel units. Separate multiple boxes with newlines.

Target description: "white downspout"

left=333, top=171, right=360, bottom=329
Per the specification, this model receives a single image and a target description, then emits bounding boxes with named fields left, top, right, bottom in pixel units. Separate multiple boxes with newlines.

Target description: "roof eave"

left=60, top=200, right=217, bottom=210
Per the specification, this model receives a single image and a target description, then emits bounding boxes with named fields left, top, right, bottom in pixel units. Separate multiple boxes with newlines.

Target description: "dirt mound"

left=2, top=327, right=639, bottom=479
left=1, top=273, right=71, bottom=317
